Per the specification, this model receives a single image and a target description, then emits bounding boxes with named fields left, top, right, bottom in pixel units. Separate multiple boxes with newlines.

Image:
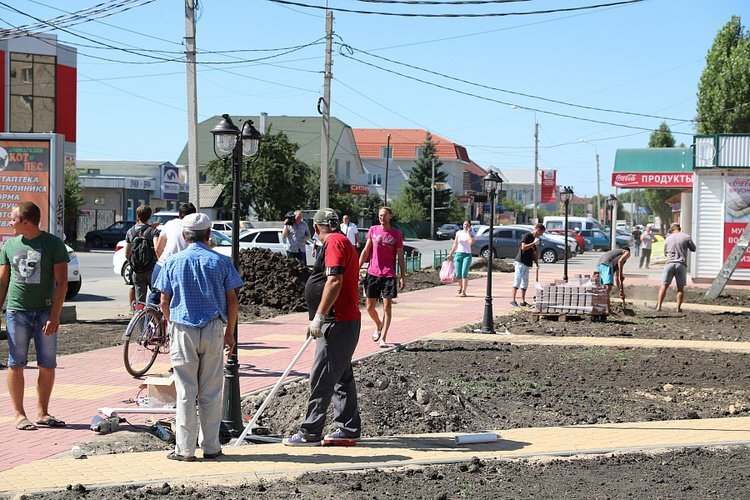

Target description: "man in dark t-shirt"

left=284, top=208, right=362, bottom=447
left=631, top=226, right=642, bottom=257
left=511, top=223, right=545, bottom=307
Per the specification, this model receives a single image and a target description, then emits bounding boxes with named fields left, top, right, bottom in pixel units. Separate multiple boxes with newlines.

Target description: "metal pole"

left=185, top=0, right=200, bottom=209
left=383, top=133, right=391, bottom=205
left=431, top=158, right=435, bottom=239
left=480, top=188, right=495, bottom=334
left=563, top=197, right=569, bottom=282
left=533, top=121, right=539, bottom=223
left=220, top=136, right=243, bottom=440
left=595, top=151, right=601, bottom=221
left=610, top=198, right=618, bottom=251
left=319, top=10, right=333, bottom=209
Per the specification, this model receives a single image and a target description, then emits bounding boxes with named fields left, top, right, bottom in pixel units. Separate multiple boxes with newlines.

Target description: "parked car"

left=238, top=228, right=315, bottom=263
left=66, top=244, right=81, bottom=299
left=85, top=220, right=135, bottom=248
left=470, top=225, right=568, bottom=263
left=548, top=229, right=587, bottom=254
left=212, top=220, right=234, bottom=235
left=506, top=224, right=577, bottom=256
left=436, top=224, right=461, bottom=240
left=578, top=229, right=630, bottom=251
left=151, top=211, right=179, bottom=226
left=113, top=230, right=234, bottom=284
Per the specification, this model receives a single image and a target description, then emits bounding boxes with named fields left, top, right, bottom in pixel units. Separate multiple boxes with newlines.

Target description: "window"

left=240, top=233, right=257, bottom=243
left=256, top=231, right=280, bottom=244
left=369, top=173, right=382, bottom=186
left=496, top=230, right=514, bottom=239
left=415, top=147, right=423, bottom=158
left=9, top=53, right=56, bottom=133
left=346, top=161, right=351, bottom=178
left=380, top=146, right=392, bottom=159
left=334, top=158, right=339, bottom=177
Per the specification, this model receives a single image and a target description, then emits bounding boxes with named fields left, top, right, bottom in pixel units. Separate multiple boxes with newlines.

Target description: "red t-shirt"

left=325, top=232, right=361, bottom=322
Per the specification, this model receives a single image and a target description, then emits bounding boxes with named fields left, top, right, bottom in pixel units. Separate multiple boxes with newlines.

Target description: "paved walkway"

left=0, top=260, right=747, bottom=494
left=3, top=416, right=750, bottom=495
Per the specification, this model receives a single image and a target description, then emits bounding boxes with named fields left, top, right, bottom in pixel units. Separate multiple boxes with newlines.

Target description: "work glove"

left=308, top=313, right=326, bottom=339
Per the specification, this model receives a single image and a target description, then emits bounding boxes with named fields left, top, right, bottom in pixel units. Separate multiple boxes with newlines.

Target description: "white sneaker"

left=371, top=329, right=382, bottom=342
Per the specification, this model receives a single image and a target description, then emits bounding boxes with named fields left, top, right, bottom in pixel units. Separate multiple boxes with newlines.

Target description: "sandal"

left=36, top=415, right=66, bottom=428
left=379, top=340, right=388, bottom=348
left=371, top=330, right=382, bottom=342
left=16, top=418, right=37, bottom=431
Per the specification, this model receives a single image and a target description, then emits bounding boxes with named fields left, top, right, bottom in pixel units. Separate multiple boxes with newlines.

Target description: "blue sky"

left=2, top=0, right=747, bottom=199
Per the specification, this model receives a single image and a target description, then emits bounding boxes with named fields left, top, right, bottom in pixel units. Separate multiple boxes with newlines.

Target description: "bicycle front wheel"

left=123, top=307, right=163, bottom=377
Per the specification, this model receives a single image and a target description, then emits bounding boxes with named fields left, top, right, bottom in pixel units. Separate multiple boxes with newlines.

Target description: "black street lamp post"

left=607, top=194, right=618, bottom=251
left=560, top=186, right=574, bottom=282
left=210, top=114, right=262, bottom=440
left=478, top=171, right=503, bottom=334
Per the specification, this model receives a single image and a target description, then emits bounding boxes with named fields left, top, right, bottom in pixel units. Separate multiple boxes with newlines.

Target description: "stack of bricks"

left=534, top=274, right=608, bottom=315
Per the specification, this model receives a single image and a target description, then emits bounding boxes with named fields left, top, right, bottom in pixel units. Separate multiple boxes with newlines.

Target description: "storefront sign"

left=0, top=140, right=51, bottom=243
left=349, top=184, right=369, bottom=194
left=161, top=163, right=180, bottom=200
left=540, top=169, right=556, bottom=203
left=723, top=175, right=750, bottom=268
left=611, top=172, right=693, bottom=188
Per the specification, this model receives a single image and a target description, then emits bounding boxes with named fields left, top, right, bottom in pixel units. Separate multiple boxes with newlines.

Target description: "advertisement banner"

left=540, top=169, right=556, bottom=203
left=723, top=175, right=750, bottom=268
left=0, top=140, right=51, bottom=244
left=612, top=172, right=693, bottom=188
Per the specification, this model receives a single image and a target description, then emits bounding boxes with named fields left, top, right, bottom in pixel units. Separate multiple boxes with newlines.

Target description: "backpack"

left=129, top=225, right=157, bottom=273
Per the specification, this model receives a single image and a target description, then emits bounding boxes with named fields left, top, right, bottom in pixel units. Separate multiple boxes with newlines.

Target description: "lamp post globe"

left=211, top=114, right=262, bottom=441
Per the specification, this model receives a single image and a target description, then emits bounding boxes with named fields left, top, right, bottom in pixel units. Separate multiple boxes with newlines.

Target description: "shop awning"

left=612, top=148, right=693, bottom=188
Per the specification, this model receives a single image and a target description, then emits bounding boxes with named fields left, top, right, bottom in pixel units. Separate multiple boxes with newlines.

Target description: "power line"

left=265, top=0, right=644, bottom=18
left=354, top=0, right=530, bottom=4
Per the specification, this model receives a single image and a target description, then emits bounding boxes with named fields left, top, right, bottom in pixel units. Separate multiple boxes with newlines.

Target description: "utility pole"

left=595, top=151, right=601, bottom=221
left=533, top=121, right=539, bottom=222
left=383, top=133, right=391, bottom=206
left=319, top=10, right=333, bottom=209
left=185, top=0, right=200, bottom=209
left=431, top=158, right=435, bottom=239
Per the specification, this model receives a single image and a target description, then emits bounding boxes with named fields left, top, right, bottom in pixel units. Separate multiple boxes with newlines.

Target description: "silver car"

left=470, top=225, right=568, bottom=263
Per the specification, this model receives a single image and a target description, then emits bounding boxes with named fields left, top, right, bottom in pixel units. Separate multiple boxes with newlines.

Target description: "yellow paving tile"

left=2, top=417, right=749, bottom=495
left=0, top=383, right=132, bottom=400
left=0, top=416, right=14, bottom=423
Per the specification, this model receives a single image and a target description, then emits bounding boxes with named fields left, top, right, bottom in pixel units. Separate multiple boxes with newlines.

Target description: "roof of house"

left=613, top=148, right=694, bottom=173
left=199, top=183, right=225, bottom=209
left=175, top=115, right=355, bottom=167
left=353, top=129, right=471, bottom=162
left=490, top=168, right=536, bottom=185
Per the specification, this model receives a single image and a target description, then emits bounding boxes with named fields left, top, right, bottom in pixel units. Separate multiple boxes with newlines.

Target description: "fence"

left=433, top=249, right=450, bottom=269
left=76, top=209, right=116, bottom=241
left=397, top=252, right=422, bottom=275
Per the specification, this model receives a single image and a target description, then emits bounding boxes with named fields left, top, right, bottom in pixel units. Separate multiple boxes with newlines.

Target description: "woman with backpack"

left=125, top=205, right=159, bottom=307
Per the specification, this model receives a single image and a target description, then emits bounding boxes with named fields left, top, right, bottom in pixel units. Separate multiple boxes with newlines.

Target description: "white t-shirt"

left=455, top=229, right=474, bottom=254
left=157, top=218, right=188, bottom=265
left=340, top=221, right=359, bottom=246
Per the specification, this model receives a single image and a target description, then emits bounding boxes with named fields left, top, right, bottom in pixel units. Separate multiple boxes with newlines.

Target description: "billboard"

left=723, top=175, right=750, bottom=268
left=612, top=172, right=693, bottom=188
left=540, top=169, right=556, bottom=203
left=0, top=135, right=65, bottom=243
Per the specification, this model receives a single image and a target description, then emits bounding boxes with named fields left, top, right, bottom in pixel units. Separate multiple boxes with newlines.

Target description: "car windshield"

left=152, top=213, right=178, bottom=225
left=210, top=230, right=232, bottom=247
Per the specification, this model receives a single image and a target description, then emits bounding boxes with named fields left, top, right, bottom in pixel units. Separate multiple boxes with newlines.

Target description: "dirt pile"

left=236, top=248, right=311, bottom=313
left=469, top=257, right=514, bottom=272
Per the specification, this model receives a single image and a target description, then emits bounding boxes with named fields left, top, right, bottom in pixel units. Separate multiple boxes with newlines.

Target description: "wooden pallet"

left=532, top=312, right=607, bottom=323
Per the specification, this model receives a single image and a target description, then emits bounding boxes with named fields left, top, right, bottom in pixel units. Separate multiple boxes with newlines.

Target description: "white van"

left=543, top=216, right=605, bottom=232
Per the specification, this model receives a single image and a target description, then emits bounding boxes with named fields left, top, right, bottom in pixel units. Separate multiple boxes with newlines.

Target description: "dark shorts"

left=364, top=274, right=397, bottom=299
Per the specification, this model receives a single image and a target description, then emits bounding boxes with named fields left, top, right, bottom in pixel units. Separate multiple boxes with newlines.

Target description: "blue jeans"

left=287, top=250, right=306, bottom=266
left=6, top=310, right=55, bottom=368
left=149, top=263, right=162, bottom=304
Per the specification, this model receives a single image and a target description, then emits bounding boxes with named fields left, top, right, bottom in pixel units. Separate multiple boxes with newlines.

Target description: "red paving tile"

left=0, top=267, right=707, bottom=472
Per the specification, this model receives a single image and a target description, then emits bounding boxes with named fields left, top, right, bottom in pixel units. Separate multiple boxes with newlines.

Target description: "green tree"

left=329, top=185, right=362, bottom=221
left=644, top=123, right=680, bottom=227
left=64, top=165, right=84, bottom=243
left=403, top=132, right=452, bottom=225
left=390, top=187, right=426, bottom=223
left=697, top=16, right=750, bottom=134
left=206, top=128, right=314, bottom=220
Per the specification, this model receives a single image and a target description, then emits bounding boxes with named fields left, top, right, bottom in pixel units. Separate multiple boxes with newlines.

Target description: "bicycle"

left=123, top=302, right=168, bottom=377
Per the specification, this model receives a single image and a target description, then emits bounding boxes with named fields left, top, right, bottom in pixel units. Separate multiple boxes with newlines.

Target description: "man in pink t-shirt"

left=358, top=206, right=405, bottom=347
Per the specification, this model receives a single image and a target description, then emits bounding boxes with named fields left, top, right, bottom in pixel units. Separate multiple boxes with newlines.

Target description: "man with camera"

left=282, top=210, right=311, bottom=265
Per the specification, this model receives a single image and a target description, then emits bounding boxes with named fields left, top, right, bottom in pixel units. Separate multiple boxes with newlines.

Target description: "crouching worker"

left=283, top=208, right=362, bottom=446
left=155, top=213, right=244, bottom=461
left=595, top=248, right=630, bottom=313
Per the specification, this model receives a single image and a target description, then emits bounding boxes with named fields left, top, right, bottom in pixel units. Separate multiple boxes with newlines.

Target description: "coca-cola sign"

left=611, top=172, right=693, bottom=188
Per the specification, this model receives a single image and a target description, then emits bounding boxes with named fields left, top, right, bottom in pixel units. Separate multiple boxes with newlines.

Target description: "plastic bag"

left=439, top=260, right=455, bottom=283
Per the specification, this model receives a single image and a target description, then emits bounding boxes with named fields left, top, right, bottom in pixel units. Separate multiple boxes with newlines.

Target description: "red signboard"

left=540, top=169, right=556, bottom=203
left=611, top=172, right=693, bottom=188
left=349, top=184, right=369, bottom=194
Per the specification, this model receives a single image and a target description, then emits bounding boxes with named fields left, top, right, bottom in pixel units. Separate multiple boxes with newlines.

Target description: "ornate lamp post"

left=560, top=186, right=574, bottom=282
left=210, top=113, right=262, bottom=440
left=478, top=171, right=503, bottom=334
left=607, top=194, right=618, bottom=251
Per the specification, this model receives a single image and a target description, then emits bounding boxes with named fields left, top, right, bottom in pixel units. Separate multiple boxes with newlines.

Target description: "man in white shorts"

left=511, top=223, right=545, bottom=307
